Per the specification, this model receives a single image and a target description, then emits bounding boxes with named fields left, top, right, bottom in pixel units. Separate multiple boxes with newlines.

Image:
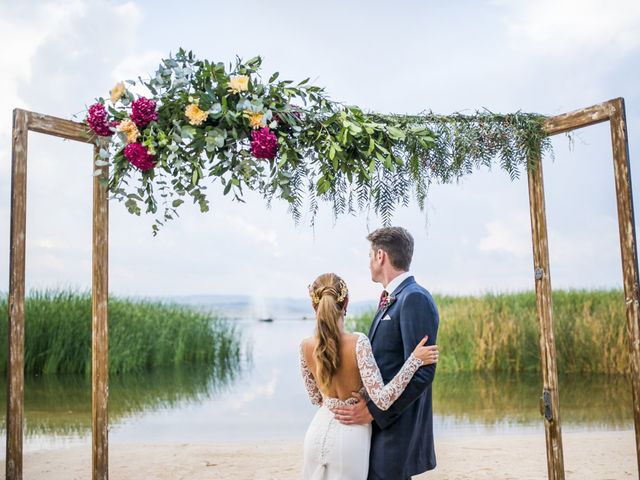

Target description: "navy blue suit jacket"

left=366, top=276, right=439, bottom=480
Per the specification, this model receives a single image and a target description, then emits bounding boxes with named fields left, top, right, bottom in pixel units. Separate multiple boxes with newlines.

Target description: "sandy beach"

left=5, top=430, right=636, bottom=479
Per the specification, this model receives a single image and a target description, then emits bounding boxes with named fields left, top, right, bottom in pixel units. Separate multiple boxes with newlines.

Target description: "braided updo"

left=308, top=273, right=349, bottom=392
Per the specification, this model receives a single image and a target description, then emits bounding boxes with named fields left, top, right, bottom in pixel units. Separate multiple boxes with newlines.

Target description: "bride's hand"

left=412, top=336, right=439, bottom=365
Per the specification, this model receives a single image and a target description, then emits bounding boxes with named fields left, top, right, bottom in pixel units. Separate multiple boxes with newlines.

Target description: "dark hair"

left=367, top=227, right=414, bottom=271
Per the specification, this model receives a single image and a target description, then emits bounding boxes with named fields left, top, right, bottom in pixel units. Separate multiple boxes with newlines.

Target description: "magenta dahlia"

left=86, top=102, right=114, bottom=136
left=250, top=127, right=278, bottom=159
left=130, top=97, right=158, bottom=128
left=124, top=143, right=156, bottom=171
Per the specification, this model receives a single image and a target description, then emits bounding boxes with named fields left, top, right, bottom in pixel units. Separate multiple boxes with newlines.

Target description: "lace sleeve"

left=299, top=342, right=323, bottom=406
left=355, top=333, right=423, bottom=411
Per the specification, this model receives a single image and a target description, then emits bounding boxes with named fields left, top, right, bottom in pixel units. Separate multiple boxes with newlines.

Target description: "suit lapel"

left=368, top=276, right=416, bottom=342
left=368, top=304, right=388, bottom=339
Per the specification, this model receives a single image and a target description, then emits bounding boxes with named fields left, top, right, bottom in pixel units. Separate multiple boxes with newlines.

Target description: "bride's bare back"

left=301, top=333, right=363, bottom=401
left=301, top=330, right=437, bottom=413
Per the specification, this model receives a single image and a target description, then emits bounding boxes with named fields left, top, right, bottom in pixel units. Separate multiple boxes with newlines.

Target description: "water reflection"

left=0, top=362, right=240, bottom=437
left=434, top=372, right=633, bottom=432
left=0, top=319, right=634, bottom=449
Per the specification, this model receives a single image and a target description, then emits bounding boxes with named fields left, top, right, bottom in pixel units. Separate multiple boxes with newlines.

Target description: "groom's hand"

left=333, top=392, right=373, bottom=425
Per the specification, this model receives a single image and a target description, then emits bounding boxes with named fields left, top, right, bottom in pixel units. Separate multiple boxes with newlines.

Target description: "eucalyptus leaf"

left=86, top=49, right=551, bottom=235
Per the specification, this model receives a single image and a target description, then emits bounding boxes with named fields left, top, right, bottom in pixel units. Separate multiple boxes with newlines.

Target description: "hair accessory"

left=308, top=284, right=321, bottom=305
left=336, top=279, right=348, bottom=303
left=308, top=278, right=349, bottom=306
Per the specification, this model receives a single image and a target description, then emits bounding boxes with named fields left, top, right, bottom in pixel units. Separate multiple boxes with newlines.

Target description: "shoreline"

left=4, top=429, right=636, bottom=479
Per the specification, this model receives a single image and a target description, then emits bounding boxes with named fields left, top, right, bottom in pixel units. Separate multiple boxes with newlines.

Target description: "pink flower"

left=130, top=97, right=158, bottom=128
left=250, top=127, right=278, bottom=159
left=124, top=143, right=156, bottom=171
left=86, top=102, right=114, bottom=136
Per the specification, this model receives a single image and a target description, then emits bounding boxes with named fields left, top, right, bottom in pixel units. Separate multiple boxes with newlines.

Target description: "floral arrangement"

left=86, top=49, right=549, bottom=233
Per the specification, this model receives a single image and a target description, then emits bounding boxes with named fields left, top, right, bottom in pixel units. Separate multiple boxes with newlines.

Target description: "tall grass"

left=0, top=290, right=242, bottom=375
left=348, top=289, right=629, bottom=374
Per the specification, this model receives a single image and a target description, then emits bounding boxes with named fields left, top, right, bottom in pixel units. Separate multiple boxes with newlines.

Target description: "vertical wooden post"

left=6, top=109, right=28, bottom=480
left=527, top=155, right=565, bottom=480
left=609, top=97, right=640, bottom=472
left=92, top=144, right=109, bottom=480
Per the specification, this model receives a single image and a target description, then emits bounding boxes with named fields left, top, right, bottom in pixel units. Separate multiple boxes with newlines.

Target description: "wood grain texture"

left=92, top=145, right=110, bottom=480
left=609, top=98, right=640, bottom=474
left=6, top=109, right=29, bottom=480
left=527, top=156, right=566, bottom=480
left=543, top=99, right=615, bottom=136
left=6, top=99, right=638, bottom=480
left=26, top=110, right=94, bottom=143
left=6, top=110, right=105, bottom=479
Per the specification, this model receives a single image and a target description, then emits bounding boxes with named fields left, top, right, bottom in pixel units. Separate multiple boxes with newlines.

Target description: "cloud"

left=110, top=50, right=165, bottom=93
left=0, top=2, right=63, bottom=135
left=225, top=216, right=281, bottom=256
left=0, top=1, right=636, bottom=300
left=17, top=1, right=145, bottom=119
left=499, top=0, right=640, bottom=58
left=479, top=215, right=531, bottom=258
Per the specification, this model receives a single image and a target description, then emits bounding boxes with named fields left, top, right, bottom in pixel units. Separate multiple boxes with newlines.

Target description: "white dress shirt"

left=384, top=271, right=413, bottom=295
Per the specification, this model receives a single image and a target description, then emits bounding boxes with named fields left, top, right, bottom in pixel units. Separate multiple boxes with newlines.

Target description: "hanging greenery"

left=85, top=49, right=550, bottom=233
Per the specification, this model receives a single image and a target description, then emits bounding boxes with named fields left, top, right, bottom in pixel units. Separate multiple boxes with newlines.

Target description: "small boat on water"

left=259, top=317, right=274, bottom=322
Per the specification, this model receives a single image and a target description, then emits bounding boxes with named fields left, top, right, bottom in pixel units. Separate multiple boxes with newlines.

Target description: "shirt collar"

left=385, top=271, right=413, bottom=295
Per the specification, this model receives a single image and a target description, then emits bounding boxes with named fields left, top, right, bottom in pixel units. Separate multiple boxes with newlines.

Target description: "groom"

left=333, top=226, right=439, bottom=479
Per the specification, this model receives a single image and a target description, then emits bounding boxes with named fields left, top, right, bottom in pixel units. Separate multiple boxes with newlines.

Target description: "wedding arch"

left=5, top=50, right=639, bottom=480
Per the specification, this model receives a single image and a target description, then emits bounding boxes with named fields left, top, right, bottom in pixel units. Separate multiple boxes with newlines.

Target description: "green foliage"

left=348, top=289, right=628, bottom=374
left=0, top=290, right=242, bottom=375
left=89, top=49, right=551, bottom=233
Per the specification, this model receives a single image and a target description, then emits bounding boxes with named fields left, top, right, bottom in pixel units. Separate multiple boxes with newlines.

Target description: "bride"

left=300, top=273, right=439, bottom=480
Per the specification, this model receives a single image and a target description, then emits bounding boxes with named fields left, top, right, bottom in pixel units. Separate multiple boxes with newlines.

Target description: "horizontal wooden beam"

left=543, top=99, right=618, bottom=136
left=21, top=109, right=94, bottom=144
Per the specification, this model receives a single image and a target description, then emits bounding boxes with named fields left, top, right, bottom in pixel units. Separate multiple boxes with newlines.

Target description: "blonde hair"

left=309, top=273, right=348, bottom=392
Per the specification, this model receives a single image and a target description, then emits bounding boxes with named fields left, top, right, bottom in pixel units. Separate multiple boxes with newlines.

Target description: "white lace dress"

left=300, top=332, right=424, bottom=480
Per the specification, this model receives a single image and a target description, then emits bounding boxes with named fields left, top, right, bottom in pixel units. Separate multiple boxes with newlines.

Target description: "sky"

left=0, top=0, right=638, bottom=302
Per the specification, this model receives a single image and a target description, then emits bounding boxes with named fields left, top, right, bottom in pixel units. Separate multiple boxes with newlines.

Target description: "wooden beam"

left=544, top=99, right=616, bottom=136
left=25, top=110, right=94, bottom=144
left=609, top=97, right=640, bottom=473
left=6, top=109, right=28, bottom=480
left=527, top=156, right=565, bottom=480
left=92, top=145, right=109, bottom=480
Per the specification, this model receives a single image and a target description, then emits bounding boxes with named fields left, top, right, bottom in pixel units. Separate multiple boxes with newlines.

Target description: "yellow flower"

left=185, top=103, right=209, bottom=126
left=228, top=75, right=249, bottom=94
left=117, top=118, right=140, bottom=144
left=110, top=82, right=126, bottom=103
left=243, top=110, right=266, bottom=129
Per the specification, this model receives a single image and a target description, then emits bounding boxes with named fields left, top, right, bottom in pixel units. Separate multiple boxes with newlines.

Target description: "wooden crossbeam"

left=531, top=97, right=640, bottom=478
left=6, top=109, right=108, bottom=480
left=5, top=99, right=638, bottom=480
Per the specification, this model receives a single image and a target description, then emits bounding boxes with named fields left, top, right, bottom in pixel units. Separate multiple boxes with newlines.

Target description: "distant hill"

left=144, top=294, right=377, bottom=321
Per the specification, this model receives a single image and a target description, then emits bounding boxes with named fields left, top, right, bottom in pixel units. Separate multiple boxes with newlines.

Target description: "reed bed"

left=348, top=289, right=629, bottom=374
left=0, top=290, right=242, bottom=375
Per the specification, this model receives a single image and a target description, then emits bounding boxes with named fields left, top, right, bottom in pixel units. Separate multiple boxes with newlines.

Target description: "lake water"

left=0, top=316, right=635, bottom=458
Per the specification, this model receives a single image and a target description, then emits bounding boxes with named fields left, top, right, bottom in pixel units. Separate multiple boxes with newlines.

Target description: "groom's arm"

left=367, top=291, right=439, bottom=430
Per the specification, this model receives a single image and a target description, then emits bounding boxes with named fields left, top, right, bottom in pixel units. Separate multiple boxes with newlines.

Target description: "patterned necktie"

left=378, top=290, right=389, bottom=310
